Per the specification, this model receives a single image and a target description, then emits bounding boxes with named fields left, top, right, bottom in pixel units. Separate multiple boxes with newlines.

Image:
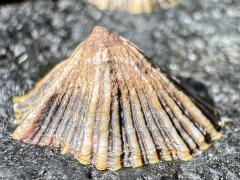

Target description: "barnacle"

left=86, top=0, right=180, bottom=14
left=12, top=26, right=221, bottom=171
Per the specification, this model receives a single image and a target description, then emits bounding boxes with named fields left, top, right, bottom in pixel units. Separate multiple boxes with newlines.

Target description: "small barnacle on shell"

left=86, top=0, right=181, bottom=14
left=12, top=26, right=221, bottom=171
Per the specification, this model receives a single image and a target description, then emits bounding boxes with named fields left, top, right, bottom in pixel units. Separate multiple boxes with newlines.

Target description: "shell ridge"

left=133, top=77, right=172, bottom=161
left=129, top=66, right=176, bottom=158
left=71, top=81, right=88, bottom=152
left=72, top=81, right=92, bottom=157
left=148, top=73, right=208, bottom=152
left=126, top=49, right=173, bottom=160
left=93, top=64, right=112, bottom=170
left=61, top=74, right=85, bottom=154
left=108, top=78, right=123, bottom=170
left=76, top=59, right=102, bottom=164
left=13, top=60, right=68, bottom=125
left=13, top=60, right=67, bottom=105
left=139, top=57, right=216, bottom=153
left=159, top=95, right=199, bottom=154
left=171, top=78, right=218, bottom=123
left=154, top=86, right=199, bottom=155
left=60, top=65, right=88, bottom=151
left=121, top=53, right=160, bottom=164
left=146, top=72, right=196, bottom=158
left=126, top=48, right=184, bottom=159
left=114, top=59, right=143, bottom=168
left=12, top=91, right=59, bottom=141
left=46, top=80, right=74, bottom=145
left=122, top=73, right=148, bottom=164
left=117, top=49, right=148, bottom=163
left=121, top=127, right=131, bottom=167
left=151, top=68, right=221, bottom=140
left=110, top=51, right=131, bottom=168
left=31, top=94, right=63, bottom=145
left=45, top=80, right=74, bottom=147
left=92, top=50, right=110, bottom=158
left=128, top=83, right=159, bottom=164
left=92, top=64, right=106, bottom=166
left=12, top=56, right=84, bottom=141
left=71, top=59, right=94, bottom=153
left=170, top=84, right=208, bottom=136
left=38, top=79, right=73, bottom=146
left=140, top=76, right=190, bottom=159
left=53, top=75, right=81, bottom=147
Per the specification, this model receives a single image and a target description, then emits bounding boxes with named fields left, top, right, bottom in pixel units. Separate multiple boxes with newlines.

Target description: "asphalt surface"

left=0, top=0, right=239, bottom=179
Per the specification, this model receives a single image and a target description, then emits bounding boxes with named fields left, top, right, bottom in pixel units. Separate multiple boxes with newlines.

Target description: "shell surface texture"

left=86, top=0, right=181, bottom=14
left=12, top=26, right=221, bottom=171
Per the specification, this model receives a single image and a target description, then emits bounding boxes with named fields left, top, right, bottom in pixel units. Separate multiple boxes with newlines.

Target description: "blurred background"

left=0, top=0, right=239, bottom=179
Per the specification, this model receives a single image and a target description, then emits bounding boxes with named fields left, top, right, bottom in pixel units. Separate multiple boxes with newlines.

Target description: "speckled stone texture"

left=0, top=0, right=239, bottom=179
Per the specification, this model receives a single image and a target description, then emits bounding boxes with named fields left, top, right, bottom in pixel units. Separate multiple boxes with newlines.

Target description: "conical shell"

left=12, top=26, right=221, bottom=171
left=86, top=0, right=180, bottom=14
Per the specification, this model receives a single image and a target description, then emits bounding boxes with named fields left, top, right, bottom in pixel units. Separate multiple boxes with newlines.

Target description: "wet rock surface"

left=0, top=0, right=239, bottom=179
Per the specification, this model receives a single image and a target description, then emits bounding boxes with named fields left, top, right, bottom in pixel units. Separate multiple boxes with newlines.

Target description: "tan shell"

left=12, top=26, right=221, bottom=171
left=87, top=0, right=181, bottom=14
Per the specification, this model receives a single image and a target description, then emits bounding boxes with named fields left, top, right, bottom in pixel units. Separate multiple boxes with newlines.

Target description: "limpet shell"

left=12, top=26, right=221, bottom=171
left=86, top=0, right=181, bottom=14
